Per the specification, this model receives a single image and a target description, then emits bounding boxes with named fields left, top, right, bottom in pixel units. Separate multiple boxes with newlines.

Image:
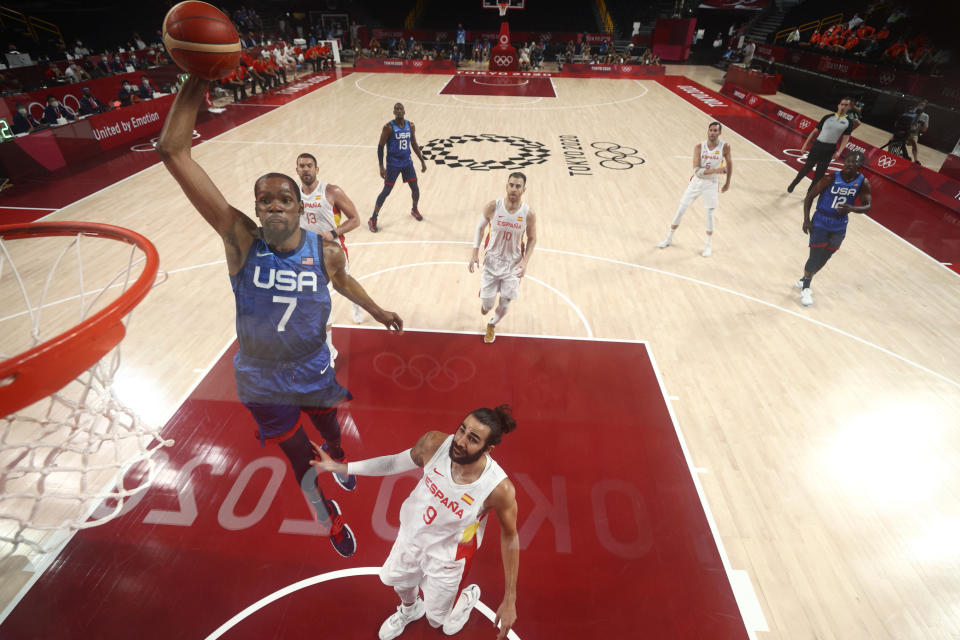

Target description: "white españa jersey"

left=300, top=181, right=337, bottom=233
left=484, top=198, right=529, bottom=267
left=397, top=435, right=508, bottom=561
left=698, top=139, right=725, bottom=182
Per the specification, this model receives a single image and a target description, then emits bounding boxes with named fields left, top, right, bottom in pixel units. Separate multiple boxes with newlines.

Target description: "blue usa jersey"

left=229, top=230, right=348, bottom=407
left=386, top=119, right=413, bottom=167
left=813, top=171, right=865, bottom=233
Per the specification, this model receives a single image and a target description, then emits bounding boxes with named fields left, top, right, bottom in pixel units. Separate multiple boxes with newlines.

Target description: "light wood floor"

left=2, top=67, right=959, bottom=638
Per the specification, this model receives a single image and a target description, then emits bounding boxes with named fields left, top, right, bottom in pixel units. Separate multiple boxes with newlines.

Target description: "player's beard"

left=262, top=217, right=298, bottom=247
left=451, top=443, right=488, bottom=465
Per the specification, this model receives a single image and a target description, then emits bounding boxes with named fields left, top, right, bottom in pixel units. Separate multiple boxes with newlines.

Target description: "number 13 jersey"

left=398, top=435, right=508, bottom=561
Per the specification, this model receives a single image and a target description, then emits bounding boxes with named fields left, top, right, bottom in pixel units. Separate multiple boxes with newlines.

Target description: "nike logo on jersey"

left=320, top=363, right=330, bottom=375
left=257, top=251, right=272, bottom=257
left=433, top=467, right=445, bottom=477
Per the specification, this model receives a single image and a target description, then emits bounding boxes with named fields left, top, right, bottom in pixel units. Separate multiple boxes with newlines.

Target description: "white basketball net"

left=0, top=230, right=172, bottom=560
left=498, top=3, right=509, bottom=16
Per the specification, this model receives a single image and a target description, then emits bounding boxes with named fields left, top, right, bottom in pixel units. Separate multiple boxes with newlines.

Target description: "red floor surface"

left=2, top=329, right=748, bottom=640
left=439, top=75, right=556, bottom=98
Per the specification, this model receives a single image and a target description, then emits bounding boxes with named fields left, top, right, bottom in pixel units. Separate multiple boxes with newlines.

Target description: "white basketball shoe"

left=442, top=584, right=481, bottom=635
left=379, top=597, right=425, bottom=640
left=800, top=288, right=814, bottom=306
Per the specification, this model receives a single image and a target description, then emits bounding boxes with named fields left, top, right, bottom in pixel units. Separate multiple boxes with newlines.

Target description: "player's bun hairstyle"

left=297, top=152, right=318, bottom=166
left=471, top=404, right=517, bottom=447
left=255, top=172, right=302, bottom=201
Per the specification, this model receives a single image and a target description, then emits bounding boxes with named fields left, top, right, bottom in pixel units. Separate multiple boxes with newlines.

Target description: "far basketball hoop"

left=482, top=0, right=525, bottom=19
left=497, top=2, right=508, bottom=16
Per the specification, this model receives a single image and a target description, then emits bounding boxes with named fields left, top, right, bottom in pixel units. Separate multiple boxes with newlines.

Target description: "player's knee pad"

left=705, top=208, right=716, bottom=233
left=670, top=203, right=689, bottom=226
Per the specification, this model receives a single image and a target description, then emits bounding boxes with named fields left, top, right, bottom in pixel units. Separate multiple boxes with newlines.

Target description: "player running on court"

left=795, top=151, right=871, bottom=306
left=469, top=172, right=538, bottom=344
left=368, top=102, right=427, bottom=232
left=157, top=76, right=403, bottom=558
left=296, top=152, right=366, bottom=347
left=657, top=121, right=732, bottom=257
left=311, top=405, right=520, bottom=640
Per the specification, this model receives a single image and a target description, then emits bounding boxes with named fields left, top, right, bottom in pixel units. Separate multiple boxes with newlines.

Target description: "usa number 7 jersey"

left=398, top=435, right=508, bottom=561
left=813, top=171, right=865, bottom=232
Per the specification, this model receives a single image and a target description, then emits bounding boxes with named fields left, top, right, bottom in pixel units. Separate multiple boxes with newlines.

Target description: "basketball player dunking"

left=296, top=152, right=366, bottom=353
left=368, top=102, right=427, bottom=233
left=157, top=76, right=403, bottom=558
left=657, top=122, right=732, bottom=257
left=469, top=172, right=538, bottom=344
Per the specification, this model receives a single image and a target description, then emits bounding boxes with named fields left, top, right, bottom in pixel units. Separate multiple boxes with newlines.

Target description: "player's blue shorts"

left=808, top=224, right=846, bottom=250
left=385, top=163, right=417, bottom=186
left=243, top=403, right=344, bottom=444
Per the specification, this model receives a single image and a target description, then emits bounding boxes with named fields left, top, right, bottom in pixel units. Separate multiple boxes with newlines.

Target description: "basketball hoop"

left=0, top=221, right=172, bottom=559
left=497, top=1, right=509, bottom=17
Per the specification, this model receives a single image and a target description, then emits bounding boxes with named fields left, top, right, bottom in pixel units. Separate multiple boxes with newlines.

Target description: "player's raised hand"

left=494, top=601, right=516, bottom=640
left=309, top=441, right=346, bottom=473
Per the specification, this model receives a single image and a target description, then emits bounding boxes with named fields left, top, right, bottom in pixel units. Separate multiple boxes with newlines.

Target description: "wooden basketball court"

left=1, top=65, right=959, bottom=639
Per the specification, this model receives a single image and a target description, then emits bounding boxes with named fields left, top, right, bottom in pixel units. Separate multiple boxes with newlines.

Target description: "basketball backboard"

left=481, top=0, right=525, bottom=11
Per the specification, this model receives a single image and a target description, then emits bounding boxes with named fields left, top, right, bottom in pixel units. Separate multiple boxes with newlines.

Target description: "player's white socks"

left=702, top=235, right=713, bottom=257
left=395, top=585, right=419, bottom=607
left=658, top=228, right=676, bottom=248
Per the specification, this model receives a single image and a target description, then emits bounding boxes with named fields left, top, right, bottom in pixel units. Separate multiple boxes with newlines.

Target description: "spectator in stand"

left=64, top=61, right=91, bottom=83
left=137, top=75, right=156, bottom=100
left=133, top=32, right=147, bottom=50
left=11, top=103, right=42, bottom=134
left=786, top=27, right=801, bottom=44
left=807, top=30, right=821, bottom=47
left=78, top=86, right=111, bottom=115
left=45, top=62, right=67, bottom=84
left=847, top=13, right=864, bottom=30
left=254, top=52, right=279, bottom=89
left=42, top=94, right=76, bottom=125
left=518, top=43, right=530, bottom=71
left=742, top=38, right=756, bottom=68
left=117, top=80, right=141, bottom=106
left=883, top=38, right=909, bottom=64
left=74, top=40, right=90, bottom=58
left=906, top=100, right=929, bottom=164
left=242, top=32, right=258, bottom=49
left=472, top=40, right=483, bottom=64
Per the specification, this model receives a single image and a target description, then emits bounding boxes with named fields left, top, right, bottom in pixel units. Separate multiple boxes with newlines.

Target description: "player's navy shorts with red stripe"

left=385, top=162, right=417, bottom=185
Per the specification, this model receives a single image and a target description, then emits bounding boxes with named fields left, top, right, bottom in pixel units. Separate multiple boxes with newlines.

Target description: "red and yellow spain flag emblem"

left=461, top=493, right=475, bottom=506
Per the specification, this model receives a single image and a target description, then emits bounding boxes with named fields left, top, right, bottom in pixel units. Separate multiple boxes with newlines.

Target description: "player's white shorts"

left=380, top=535, right=467, bottom=626
left=479, top=257, right=521, bottom=301
left=679, top=176, right=719, bottom=209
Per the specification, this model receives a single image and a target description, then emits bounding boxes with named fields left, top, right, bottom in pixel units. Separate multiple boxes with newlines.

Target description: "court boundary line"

left=653, top=78, right=960, bottom=280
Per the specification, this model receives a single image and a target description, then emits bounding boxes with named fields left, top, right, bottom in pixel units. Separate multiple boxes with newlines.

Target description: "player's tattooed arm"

left=488, top=478, right=519, bottom=640
left=324, top=242, right=403, bottom=333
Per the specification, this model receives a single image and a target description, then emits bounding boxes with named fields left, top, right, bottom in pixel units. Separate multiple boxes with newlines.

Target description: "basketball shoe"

left=410, top=209, right=423, bottom=221
left=442, top=584, right=481, bottom=635
left=379, top=597, right=426, bottom=640
left=484, top=323, right=496, bottom=344
left=800, top=288, right=814, bottom=306
left=368, top=216, right=379, bottom=232
left=323, top=499, right=356, bottom=557
left=794, top=278, right=804, bottom=289
left=321, top=442, right=357, bottom=491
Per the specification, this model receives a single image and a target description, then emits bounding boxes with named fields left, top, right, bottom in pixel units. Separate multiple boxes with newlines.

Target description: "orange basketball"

left=162, top=1, right=241, bottom=81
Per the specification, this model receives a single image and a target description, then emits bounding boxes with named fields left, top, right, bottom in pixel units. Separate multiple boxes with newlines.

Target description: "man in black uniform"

left=787, top=97, right=854, bottom=193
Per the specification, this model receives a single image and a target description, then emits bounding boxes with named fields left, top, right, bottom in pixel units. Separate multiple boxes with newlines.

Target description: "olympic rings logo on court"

left=877, top=155, right=897, bottom=169
left=422, top=133, right=550, bottom=171
left=590, top=142, right=645, bottom=170
left=797, top=118, right=813, bottom=130
left=493, top=55, right=514, bottom=66
left=373, top=352, right=477, bottom=392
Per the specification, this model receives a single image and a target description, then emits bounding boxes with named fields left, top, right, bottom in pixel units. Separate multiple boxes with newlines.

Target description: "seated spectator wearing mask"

left=118, top=80, right=141, bottom=106
left=78, top=86, right=111, bottom=115
left=64, top=62, right=91, bottom=83
left=42, top=95, right=76, bottom=125
left=137, top=75, right=156, bottom=99
left=12, top=102, right=42, bottom=134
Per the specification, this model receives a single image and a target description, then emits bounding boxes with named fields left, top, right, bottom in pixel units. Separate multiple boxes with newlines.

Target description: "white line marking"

left=203, top=566, right=522, bottom=640
left=222, top=103, right=277, bottom=107
left=209, top=140, right=376, bottom=149
left=0, top=206, right=59, bottom=211
left=669, top=395, right=679, bottom=400
left=354, top=72, right=647, bottom=110
left=645, top=346, right=756, bottom=638
left=730, top=569, right=770, bottom=633
left=452, top=94, right=543, bottom=106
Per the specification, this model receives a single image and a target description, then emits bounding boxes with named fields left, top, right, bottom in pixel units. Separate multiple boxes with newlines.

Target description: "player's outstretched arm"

left=327, top=184, right=361, bottom=235
left=517, top=210, right=536, bottom=278
left=324, top=242, right=403, bottom=333
left=469, top=201, right=496, bottom=273
left=410, top=122, right=427, bottom=172
left=802, top=174, right=833, bottom=233
left=156, top=76, right=256, bottom=273
left=488, top=478, right=519, bottom=640
left=310, top=440, right=420, bottom=476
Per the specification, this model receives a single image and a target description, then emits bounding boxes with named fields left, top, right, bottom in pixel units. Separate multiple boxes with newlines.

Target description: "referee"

left=787, top=97, right=854, bottom=193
